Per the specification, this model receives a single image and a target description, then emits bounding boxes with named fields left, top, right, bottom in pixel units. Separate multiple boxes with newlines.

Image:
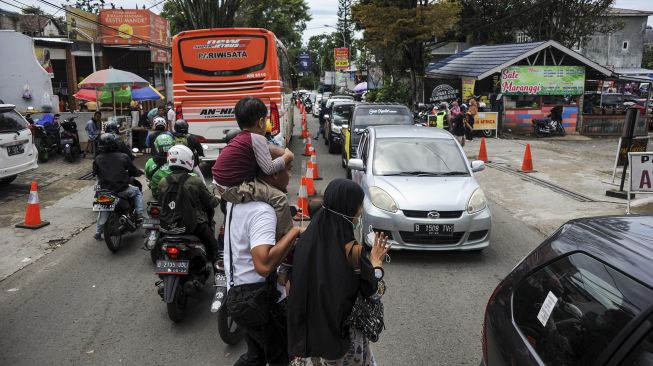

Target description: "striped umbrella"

left=78, top=68, right=151, bottom=116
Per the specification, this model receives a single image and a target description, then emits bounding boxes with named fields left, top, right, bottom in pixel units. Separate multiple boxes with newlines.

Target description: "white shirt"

left=224, top=201, right=286, bottom=300
left=167, top=108, right=175, bottom=129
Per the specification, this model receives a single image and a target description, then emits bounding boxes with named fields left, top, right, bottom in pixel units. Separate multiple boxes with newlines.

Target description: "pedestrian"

left=288, top=179, right=391, bottom=365
left=166, top=101, right=176, bottom=129
left=223, top=147, right=303, bottom=366
left=316, top=100, right=328, bottom=140
left=453, top=104, right=468, bottom=146
left=147, top=105, right=166, bottom=125
left=466, top=98, right=478, bottom=141
left=85, top=111, right=103, bottom=154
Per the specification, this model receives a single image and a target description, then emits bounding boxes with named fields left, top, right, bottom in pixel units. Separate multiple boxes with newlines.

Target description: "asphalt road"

left=0, top=109, right=545, bottom=366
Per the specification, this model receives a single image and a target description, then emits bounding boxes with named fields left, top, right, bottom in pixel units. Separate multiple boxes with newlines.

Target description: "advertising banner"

left=424, top=78, right=461, bottom=103
left=501, top=66, right=585, bottom=95
left=298, top=51, right=311, bottom=72
left=462, top=78, right=475, bottom=101
left=627, top=152, right=653, bottom=213
left=151, top=48, right=170, bottom=63
left=99, top=9, right=169, bottom=46
left=34, top=46, right=53, bottom=76
left=334, top=48, right=349, bottom=70
left=66, top=6, right=99, bottom=42
left=473, top=112, right=498, bottom=131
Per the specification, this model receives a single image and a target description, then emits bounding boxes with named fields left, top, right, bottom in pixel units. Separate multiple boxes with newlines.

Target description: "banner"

left=298, top=51, right=311, bottom=72
left=501, top=66, right=585, bottom=95
left=629, top=152, right=653, bottom=193
left=473, top=112, right=498, bottom=130
left=66, top=6, right=99, bottom=42
left=334, top=48, right=349, bottom=70
left=424, top=78, right=461, bottom=103
left=462, top=78, right=475, bottom=101
left=34, top=46, right=53, bottom=76
left=99, top=9, right=169, bottom=46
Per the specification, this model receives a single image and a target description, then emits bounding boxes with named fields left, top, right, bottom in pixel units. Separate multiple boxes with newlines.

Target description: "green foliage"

left=367, top=78, right=411, bottom=106
left=337, top=0, right=354, bottom=47
left=21, top=6, right=45, bottom=15
left=63, top=0, right=105, bottom=14
left=238, top=0, right=311, bottom=50
left=161, top=0, right=241, bottom=34
left=644, top=46, right=653, bottom=70
left=307, top=33, right=340, bottom=75
left=298, top=75, right=318, bottom=90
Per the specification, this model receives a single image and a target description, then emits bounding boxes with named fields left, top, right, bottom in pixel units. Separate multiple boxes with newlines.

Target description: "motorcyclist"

left=104, top=121, right=135, bottom=159
left=93, top=133, right=144, bottom=240
left=158, top=145, right=220, bottom=265
left=145, top=117, right=171, bottom=150
left=316, top=100, right=328, bottom=140
left=172, top=119, right=204, bottom=165
left=144, top=134, right=174, bottom=199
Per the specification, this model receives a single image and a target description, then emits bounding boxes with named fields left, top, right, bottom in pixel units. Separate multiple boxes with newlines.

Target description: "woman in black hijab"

left=288, top=179, right=390, bottom=365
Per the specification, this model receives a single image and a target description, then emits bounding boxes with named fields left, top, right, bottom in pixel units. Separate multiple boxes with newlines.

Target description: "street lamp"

left=324, top=24, right=346, bottom=48
left=73, top=27, right=96, bottom=73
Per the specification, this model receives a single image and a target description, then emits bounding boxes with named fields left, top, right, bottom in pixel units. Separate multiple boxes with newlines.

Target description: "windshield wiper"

left=383, top=171, right=468, bottom=176
left=438, top=171, right=469, bottom=176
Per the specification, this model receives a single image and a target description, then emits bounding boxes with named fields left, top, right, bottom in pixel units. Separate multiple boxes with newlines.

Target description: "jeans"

left=234, top=299, right=288, bottom=366
left=96, top=184, right=144, bottom=234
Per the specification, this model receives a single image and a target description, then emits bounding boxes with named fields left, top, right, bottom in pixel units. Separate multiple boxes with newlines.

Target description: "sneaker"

left=135, top=214, right=144, bottom=226
left=94, top=232, right=102, bottom=241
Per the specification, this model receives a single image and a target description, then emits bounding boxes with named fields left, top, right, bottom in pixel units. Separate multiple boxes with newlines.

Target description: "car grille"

left=399, top=231, right=464, bottom=245
left=468, top=230, right=489, bottom=241
left=372, top=228, right=393, bottom=240
left=402, top=210, right=463, bottom=219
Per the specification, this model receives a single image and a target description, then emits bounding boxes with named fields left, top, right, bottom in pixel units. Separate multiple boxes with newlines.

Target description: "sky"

left=3, top=0, right=653, bottom=45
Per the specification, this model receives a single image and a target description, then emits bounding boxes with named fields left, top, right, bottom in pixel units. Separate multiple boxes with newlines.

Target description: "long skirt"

left=290, top=328, right=376, bottom=366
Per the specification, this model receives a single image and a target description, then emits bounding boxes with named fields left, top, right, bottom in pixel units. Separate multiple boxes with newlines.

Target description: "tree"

left=61, top=0, right=105, bottom=13
left=237, top=0, right=311, bottom=50
left=337, top=0, right=354, bottom=47
left=22, top=6, right=46, bottom=15
left=160, top=0, right=241, bottom=34
left=307, top=33, right=339, bottom=75
left=644, top=46, right=653, bottom=70
left=353, top=0, right=461, bottom=103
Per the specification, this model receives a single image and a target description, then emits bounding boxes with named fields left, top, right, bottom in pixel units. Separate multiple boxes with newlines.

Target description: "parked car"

left=341, top=103, right=413, bottom=172
left=326, top=94, right=354, bottom=110
left=313, top=94, right=323, bottom=117
left=325, top=101, right=355, bottom=154
left=481, top=215, right=653, bottom=366
left=348, top=125, right=491, bottom=251
left=0, top=104, right=38, bottom=184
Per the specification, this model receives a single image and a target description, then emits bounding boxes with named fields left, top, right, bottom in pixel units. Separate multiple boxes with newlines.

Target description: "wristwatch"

left=373, top=266, right=384, bottom=280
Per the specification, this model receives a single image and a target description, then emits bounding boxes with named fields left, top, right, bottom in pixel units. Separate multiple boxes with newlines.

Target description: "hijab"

left=288, top=179, right=365, bottom=360
left=450, top=101, right=461, bottom=117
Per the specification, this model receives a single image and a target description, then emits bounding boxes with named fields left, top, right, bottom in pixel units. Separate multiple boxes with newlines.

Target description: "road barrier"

left=15, top=181, right=50, bottom=229
left=478, top=137, right=489, bottom=163
left=520, top=144, right=535, bottom=173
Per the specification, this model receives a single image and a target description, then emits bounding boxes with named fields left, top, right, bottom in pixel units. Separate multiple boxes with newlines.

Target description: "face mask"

left=323, top=205, right=361, bottom=230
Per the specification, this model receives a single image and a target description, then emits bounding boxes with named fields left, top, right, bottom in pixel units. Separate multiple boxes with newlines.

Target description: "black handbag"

left=223, top=205, right=279, bottom=330
left=343, top=241, right=385, bottom=342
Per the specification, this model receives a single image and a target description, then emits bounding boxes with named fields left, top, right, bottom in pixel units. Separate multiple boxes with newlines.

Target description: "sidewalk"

left=463, top=134, right=653, bottom=236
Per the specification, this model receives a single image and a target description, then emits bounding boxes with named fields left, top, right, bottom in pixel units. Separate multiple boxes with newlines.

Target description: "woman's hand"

left=370, top=232, right=390, bottom=268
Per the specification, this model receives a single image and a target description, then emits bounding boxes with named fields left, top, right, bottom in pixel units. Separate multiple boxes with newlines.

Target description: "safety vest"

left=436, top=111, right=446, bottom=129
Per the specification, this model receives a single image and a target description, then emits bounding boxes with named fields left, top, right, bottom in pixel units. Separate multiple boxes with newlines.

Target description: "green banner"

left=501, top=66, right=585, bottom=95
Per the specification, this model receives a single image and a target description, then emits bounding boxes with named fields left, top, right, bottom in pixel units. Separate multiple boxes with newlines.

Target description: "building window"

left=622, top=41, right=629, bottom=51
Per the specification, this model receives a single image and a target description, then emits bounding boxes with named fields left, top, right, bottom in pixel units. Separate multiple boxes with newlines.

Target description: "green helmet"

left=153, top=134, right=175, bottom=155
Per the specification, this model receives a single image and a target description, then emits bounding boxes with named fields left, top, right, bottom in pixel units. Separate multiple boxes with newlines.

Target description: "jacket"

left=158, top=169, right=219, bottom=225
left=93, top=151, right=141, bottom=192
left=144, top=158, right=172, bottom=199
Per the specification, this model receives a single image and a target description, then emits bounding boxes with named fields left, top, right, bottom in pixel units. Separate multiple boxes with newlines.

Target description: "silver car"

left=348, top=125, right=491, bottom=251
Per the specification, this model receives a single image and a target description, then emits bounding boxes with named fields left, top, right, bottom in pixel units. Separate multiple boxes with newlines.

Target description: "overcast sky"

left=4, top=0, right=653, bottom=44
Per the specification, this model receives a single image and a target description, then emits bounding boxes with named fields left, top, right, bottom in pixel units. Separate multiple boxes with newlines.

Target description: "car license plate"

left=414, top=223, right=454, bottom=237
left=92, top=203, right=115, bottom=212
left=7, top=144, right=24, bottom=156
left=142, top=218, right=160, bottom=228
left=156, top=260, right=189, bottom=275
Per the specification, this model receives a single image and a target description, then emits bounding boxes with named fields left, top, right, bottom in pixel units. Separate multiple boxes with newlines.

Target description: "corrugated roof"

left=607, top=8, right=653, bottom=17
left=426, top=41, right=546, bottom=79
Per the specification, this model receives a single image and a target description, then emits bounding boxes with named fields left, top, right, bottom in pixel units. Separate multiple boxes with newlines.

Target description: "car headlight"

left=467, top=188, right=487, bottom=214
left=332, top=125, right=342, bottom=134
left=369, top=186, right=398, bottom=213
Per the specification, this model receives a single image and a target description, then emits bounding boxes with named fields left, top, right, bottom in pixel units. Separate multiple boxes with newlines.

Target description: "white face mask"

left=323, top=205, right=361, bottom=230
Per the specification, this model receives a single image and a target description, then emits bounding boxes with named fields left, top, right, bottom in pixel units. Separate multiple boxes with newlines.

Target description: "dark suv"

left=481, top=215, right=653, bottom=366
left=341, top=103, right=413, bottom=171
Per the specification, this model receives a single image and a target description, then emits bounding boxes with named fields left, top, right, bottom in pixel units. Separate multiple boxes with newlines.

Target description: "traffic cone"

left=303, top=140, right=313, bottom=156
left=15, top=181, right=50, bottom=229
left=293, top=181, right=310, bottom=221
left=520, top=144, right=535, bottom=173
left=303, top=163, right=316, bottom=197
left=478, top=137, right=489, bottom=162
left=310, top=150, right=322, bottom=180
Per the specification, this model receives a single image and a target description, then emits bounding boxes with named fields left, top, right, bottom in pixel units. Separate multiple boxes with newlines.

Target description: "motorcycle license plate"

left=7, top=144, right=24, bottom=156
left=61, top=139, right=74, bottom=144
left=215, top=272, right=227, bottom=286
left=142, top=218, right=160, bottom=228
left=93, top=203, right=115, bottom=212
left=211, top=273, right=228, bottom=313
left=156, top=260, right=189, bottom=275
left=414, top=224, right=454, bottom=237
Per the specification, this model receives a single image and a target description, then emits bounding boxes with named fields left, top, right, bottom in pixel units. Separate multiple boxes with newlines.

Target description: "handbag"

left=343, top=241, right=385, bottom=342
left=223, top=205, right=279, bottom=330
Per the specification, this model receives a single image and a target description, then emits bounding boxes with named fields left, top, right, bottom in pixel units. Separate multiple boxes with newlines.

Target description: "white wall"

left=0, top=30, right=57, bottom=113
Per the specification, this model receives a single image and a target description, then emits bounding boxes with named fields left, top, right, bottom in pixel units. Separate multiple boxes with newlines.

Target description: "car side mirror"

left=471, top=160, right=485, bottom=172
left=348, top=158, right=365, bottom=171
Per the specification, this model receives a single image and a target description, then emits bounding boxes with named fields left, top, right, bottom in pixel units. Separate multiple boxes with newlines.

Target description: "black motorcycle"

left=143, top=201, right=161, bottom=264
left=532, top=118, right=566, bottom=137
left=60, top=116, right=82, bottom=162
left=93, top=180, right=142, bottom=253
left=32, top=114, right=61, bottom=162
left=156, top=233, right=212, bottom=322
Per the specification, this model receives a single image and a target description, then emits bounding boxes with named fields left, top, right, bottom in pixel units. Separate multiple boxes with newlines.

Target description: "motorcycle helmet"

left=167, top=145, right=194, bottom=170
left=105, top=121, right=120, bottom=134
left=174, top=119, right=189, bottom=134
left=153, top=134, right=175, bottom=155
left=98, top=133, right=119, bottom=152
left=153, top=117, right=167, bottom=131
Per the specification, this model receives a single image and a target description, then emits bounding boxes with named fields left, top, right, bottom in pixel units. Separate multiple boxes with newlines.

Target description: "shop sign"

left=473, top=112, right=498, bottom=131
left=425, top=78, right=461, bottom=103
left=616, top=136, right=649, bottom=166
left=99, top=9, right=169, bottom=46
left=151, top=48, right=170, bottom=63
left=462, top=78, right=476, bottom=101
left=298, top=51, right=311, bottom=72
left=334, top=48, right=349, bottom=70
left=630, top=152, right=653, bottom=193
left=501, top=66, right=585, bottom=96
left=66, top=6, right=99, bottom=42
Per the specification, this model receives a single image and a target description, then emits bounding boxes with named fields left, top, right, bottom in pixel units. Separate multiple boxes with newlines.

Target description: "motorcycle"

left=156, top=233, right=212, bottom=322
left=211, top=224, right=243, bottom=345
left=532, top=118, right=566, bottom=137
left=143, top=201, right=161, bottom=264
left=32, top=114, right=61, bottom=162
left=93, top=180, right=142, bottom=253
left=60, top=116, right=82, bottom=162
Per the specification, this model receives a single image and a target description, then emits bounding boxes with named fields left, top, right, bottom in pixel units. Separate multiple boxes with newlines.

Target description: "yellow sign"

left=462, top=78, right=475, bottom=101
left=473, top=112, right=498, bottom=130
left=335, top=60, right=349, bottom=67
left=66, top=6, right=99, bottom=42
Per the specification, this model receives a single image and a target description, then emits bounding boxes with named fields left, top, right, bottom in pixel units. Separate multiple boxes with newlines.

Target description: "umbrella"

left=78, top=68, right=151, bottom=116
left=132, top=86, right=164, bottom=101
left=74, top=85, right=163, bottom=103
left=352, top=82, right=367, bottom=94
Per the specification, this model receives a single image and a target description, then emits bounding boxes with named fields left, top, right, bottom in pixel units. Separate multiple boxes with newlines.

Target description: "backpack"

left=174, top=135, right=189, bottom=147
left=160, top=174, right=197, bottom=234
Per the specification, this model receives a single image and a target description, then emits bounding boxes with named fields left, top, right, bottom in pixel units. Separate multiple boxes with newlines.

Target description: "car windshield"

left=333, top=104, right=354, bottom=122
left=373, top=137, right=469, bottom=176
left=353, top=107, right=412, bottom=128
left=0, top=109, right=28, bottom=133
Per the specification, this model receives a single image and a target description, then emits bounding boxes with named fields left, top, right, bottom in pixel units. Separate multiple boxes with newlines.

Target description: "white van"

left=0, top=104, right=38, bottom=184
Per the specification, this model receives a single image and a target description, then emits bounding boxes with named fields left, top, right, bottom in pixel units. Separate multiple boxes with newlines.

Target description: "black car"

left=341, top=103, right=413, bottom=172
left=325, top=101, right=355, bottom=154
left=481, top=215, right=653, bottom=366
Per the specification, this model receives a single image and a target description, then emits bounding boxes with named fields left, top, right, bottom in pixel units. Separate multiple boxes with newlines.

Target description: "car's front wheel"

left=0, top=175, right=17, bottom=184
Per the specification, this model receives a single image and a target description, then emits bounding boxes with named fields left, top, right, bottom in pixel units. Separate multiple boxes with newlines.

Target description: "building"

left=0, top=9, right=64, bottom=37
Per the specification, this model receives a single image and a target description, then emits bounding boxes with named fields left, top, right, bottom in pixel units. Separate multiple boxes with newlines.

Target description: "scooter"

left=33, top=114, right=61, bottom=162
left=93, top=177, right=142, bottom=253
left=532, top=118, right=566, bottom=137
left=60, top=116, right=82, bottom=162
left=143, top=201, right=161, bottom=264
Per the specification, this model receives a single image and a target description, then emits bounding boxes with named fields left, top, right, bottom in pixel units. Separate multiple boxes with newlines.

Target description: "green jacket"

left=144, top=158, right=172, bottom=200
left=158, top=169, right=219, bottom=225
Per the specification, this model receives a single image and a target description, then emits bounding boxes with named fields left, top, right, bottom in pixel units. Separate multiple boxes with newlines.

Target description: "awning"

left=33, top=37, right=72, bottom=44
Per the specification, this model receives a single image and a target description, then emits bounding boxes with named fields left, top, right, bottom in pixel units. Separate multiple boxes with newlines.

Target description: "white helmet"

left=153, top=117, right=167, bottom=130
left=167, top=145, right=194, bottom=170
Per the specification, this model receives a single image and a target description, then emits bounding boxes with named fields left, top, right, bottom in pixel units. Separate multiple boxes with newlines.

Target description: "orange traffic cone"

left=303, top=140, right=313, bottom=156
left=478, top=137, right=489, bottom=162
left=303, top=162, right=316, bottom=197
left=520, top=144, right=535, bottom=173
left=310, top=150, right=322, bottom=180
left=293, top=181, right=310, bottom=221
left=16, top=181, right=50, bottom=229
left=301, top=124, right=310, bottom=139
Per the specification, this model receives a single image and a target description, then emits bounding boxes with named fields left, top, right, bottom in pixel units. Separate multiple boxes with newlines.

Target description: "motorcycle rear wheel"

left=103, top=214, right=122, bottom=253
left=37, top=144, right=49, bottom=163
left=559, top=126, right=566, bottom=136
left=167, top=281, right=187, bottom=322
left=533, top=128, right=544, bottom=138
left=64, top=147, right=74, bottom=162
left=482, top=129, right=493, bottom=137
left=217, top=305, right=243, bottom=345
